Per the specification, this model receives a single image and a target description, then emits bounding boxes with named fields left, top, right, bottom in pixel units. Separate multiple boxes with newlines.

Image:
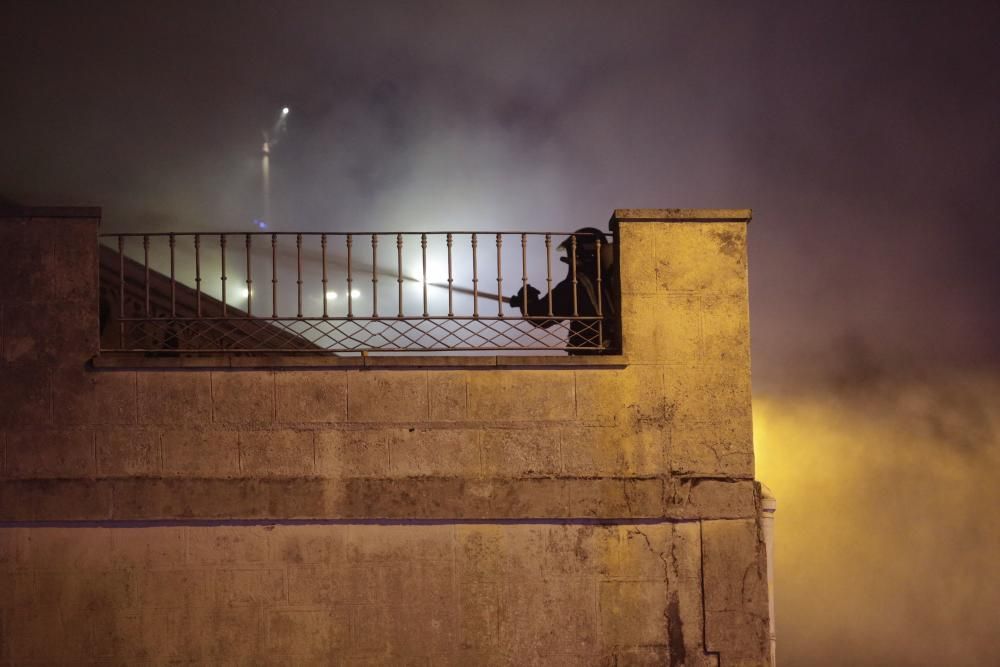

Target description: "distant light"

left=254, top=219, right=268, bottom=230
left=240, top=287, right=252, bottom=299
left=326, top=291, right=338, bottom=300
left=350, top=289, right=361, bottom=299
left=281, top=107, right=290, bottom=115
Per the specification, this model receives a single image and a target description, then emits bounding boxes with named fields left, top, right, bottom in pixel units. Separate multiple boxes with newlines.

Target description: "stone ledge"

left=90, top=354, right=627, bottom=370
left=92, top=355, right=364, bottom=369
left=612, top=208, right=752, bottom=223
left=0, top=476, right=758, bottom=521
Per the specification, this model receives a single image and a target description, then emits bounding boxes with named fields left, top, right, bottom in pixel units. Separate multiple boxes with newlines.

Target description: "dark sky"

left=3, top=2, right=1000, bottom=663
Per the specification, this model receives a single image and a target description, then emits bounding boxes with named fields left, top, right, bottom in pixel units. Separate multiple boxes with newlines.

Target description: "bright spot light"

left=417, top=265, right=448, bottom=285
left=281, top=107, right=290, bottom=115
left=326, top=291, right=338, bottom=300
left=350, top=289, right=361, bottom=299
left=240, top=287, right=252, bottom=299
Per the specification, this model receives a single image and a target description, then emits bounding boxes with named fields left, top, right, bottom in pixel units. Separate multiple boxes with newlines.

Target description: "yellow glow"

left=753, top=371, right=1000, bottom=664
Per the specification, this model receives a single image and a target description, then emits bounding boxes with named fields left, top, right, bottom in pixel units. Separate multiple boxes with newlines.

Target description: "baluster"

left=271, top=234, right=277, bottom=318
left=321, top=234, right=328, bottom=318
left=595, top=237, right=603, bottom=317
left=396, top=234, right=404, bottom=318
left=245, top=234, right=252, bottom=317
left=545, top=233, right=553, bottom=317
left=570, top=234, right=578, bottom=316
left=421, top=233, right=428, bottom=318
left=169, top=233, right=176, bottom=317
left=143, top=235, right=150, bottom=317
left=220, top=234, right=227, bottom=316
left=446, top=233, right=454, bottom=318
left=495, top=233, right=503, bottom=317
left=371, top=234, right=379, bottom=318
left=118, top=236, right=125, bottom=346
left=346, top=234, right=354, bottom=319
left=472, top=233, right=479, bottom=319
left=520, top=233, right=528, bottom=315
left=296, top=233, right=303, bottom=318
left=595, top=235, right=603, bottom=350
left=194, top=234, right=202, bottom=317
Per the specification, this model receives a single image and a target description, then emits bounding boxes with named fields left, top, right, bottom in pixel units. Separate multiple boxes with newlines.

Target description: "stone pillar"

left=613, top=209, right=771, bottom=666
left=612, top=208, right=754, bottom=480
left=1, top=208, right=102, bottom=438
left=0, top=207, right=100, bottom=366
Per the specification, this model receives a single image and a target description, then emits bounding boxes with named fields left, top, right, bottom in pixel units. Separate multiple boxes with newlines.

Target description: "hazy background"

left=3, top=1, right=999, bottom=663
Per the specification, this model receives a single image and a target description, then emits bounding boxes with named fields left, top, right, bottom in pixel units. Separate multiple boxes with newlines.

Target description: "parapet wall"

left=0, top=208, right=769, bottom=666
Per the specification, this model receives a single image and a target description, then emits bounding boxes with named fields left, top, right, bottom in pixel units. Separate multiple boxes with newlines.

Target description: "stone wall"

left=0, top=208, right=769, bottom=666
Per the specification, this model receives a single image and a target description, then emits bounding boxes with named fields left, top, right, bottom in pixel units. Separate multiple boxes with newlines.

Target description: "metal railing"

left=98, top=230, right=617, bottom=355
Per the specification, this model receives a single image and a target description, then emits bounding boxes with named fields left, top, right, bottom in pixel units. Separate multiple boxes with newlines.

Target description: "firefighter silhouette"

left=510, top=227, right=618, bottom=354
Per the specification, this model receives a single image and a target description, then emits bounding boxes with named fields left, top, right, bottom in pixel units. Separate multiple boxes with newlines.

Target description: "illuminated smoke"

left=755, top=367, right=1000, bottom=666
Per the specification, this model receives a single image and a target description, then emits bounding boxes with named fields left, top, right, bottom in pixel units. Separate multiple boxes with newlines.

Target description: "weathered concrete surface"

left=0, top=208, right=770, bottom=665
left=703, top=519, right=772, bottom=666
left=0, top=522, right=765, bottom=665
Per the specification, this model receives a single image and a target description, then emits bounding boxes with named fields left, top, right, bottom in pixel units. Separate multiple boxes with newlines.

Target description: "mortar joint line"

left=698, top=518, right=713, bottom=656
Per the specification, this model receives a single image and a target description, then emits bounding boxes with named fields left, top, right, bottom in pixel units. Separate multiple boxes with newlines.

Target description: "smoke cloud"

left=756, top=362, right=1000, bottom=665
left=3, top=1, right=998, bottom=369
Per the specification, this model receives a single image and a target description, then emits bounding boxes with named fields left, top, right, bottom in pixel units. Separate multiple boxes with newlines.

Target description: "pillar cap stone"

left=0, top=205, right=102, bottom=219
left=611, top=208, right=752, bottom=223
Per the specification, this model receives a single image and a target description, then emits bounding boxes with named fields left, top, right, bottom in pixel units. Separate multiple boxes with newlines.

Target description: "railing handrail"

left=98, top=230, right=596, bottom=238
left=98, top=228, right=617, bottom=355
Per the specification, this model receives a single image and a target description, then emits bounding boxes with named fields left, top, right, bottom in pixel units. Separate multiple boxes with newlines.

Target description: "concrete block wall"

left=0, top=522, right=760, bottom=665
left=0, top=208, right=770, bottom=665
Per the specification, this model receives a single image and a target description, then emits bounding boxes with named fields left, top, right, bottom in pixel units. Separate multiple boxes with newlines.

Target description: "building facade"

left=0, top=208, right=769, bottom=665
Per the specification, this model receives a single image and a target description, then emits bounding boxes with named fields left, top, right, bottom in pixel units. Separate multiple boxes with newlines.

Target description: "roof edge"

left=0, top=206, right=102, bottom=219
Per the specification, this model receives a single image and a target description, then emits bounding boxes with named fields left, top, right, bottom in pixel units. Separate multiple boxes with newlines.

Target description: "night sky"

left=3, top=2, right=999, bottom=664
